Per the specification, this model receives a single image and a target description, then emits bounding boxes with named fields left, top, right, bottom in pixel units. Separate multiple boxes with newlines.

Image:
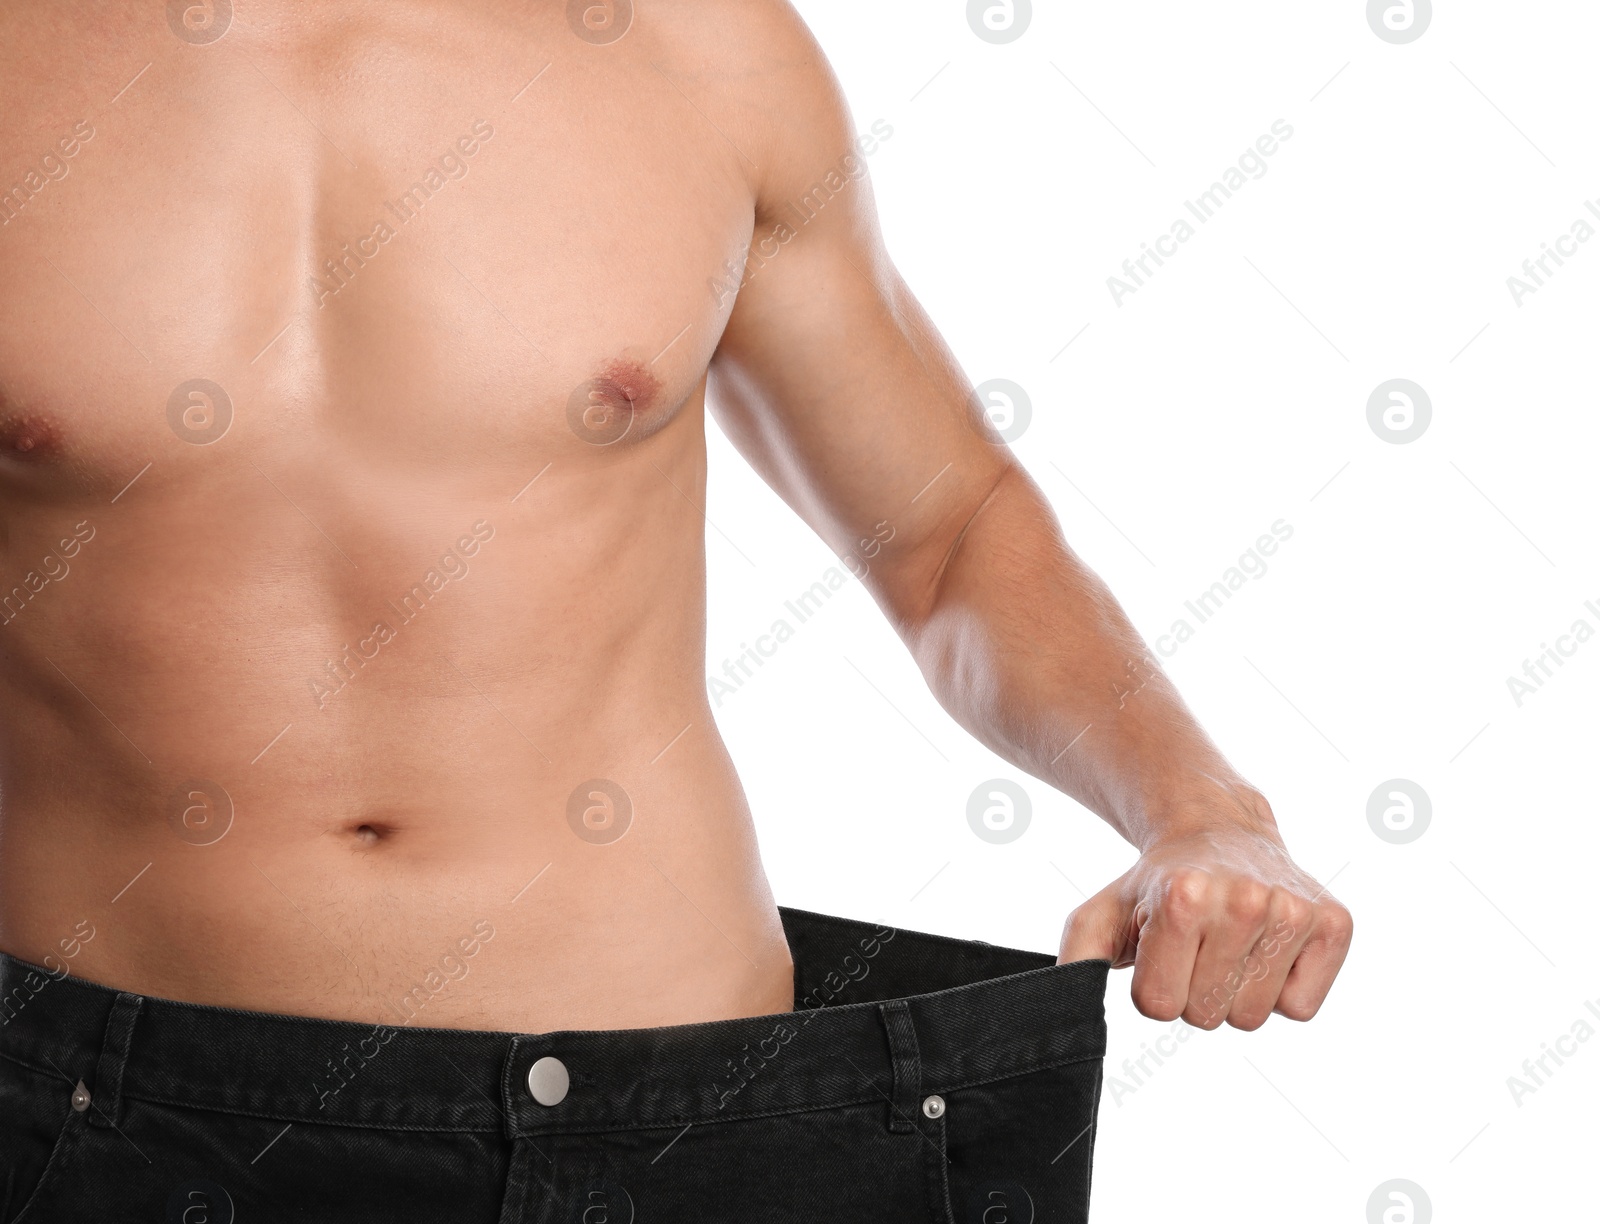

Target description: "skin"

left=0, top=0, right=1350, bottom=1036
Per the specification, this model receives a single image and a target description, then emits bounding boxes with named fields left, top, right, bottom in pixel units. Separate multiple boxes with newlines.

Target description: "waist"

left=0, top=909, right=1109, bottom=1135
left=0, top=743, right=784, bottom=1030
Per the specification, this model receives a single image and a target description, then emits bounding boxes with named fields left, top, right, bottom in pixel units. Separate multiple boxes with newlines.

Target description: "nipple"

left=566, top=358, right=666, bottom=446
left=0, top=410, right=64, bottom=459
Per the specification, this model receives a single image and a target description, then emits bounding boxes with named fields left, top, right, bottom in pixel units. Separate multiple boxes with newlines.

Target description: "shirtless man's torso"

left=1, top=0, right=815, bottom=1033
left=0, top=0, right=1349, bottom=1078
left=0, top=7, right=1358, bottom=1220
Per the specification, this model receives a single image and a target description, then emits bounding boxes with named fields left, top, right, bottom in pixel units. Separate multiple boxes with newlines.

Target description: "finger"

left=1125, top=871, right=1207, bottom=1022
left=1057, top=878, right=1136, bottom=965
left=1223, top=893, right=1315, bottom=1031
left=1275, top=899, right=1354, bottom=1021
left=1183, top=882, right=1270, bottom=1030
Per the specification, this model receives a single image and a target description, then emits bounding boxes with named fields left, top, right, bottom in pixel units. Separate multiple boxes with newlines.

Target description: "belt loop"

left=501, top=1034, right=535, bottom=1140
left=88, top=992, right=143, bottom=1130
left=877, top=998, right=921, bottom=1134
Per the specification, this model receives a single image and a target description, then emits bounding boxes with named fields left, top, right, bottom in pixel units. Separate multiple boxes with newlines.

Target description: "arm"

left=706, top=5, right=1351, bottom=1030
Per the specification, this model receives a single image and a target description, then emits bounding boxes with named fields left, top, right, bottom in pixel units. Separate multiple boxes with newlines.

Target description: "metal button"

left=71, top=1080, right=91, bottom=1112
left=527, top=1056, right=570, bottom=1106
left=922, top=1094, right=945, bottom=1119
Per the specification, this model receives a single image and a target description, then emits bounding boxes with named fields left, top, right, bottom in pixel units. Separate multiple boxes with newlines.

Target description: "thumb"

left=1057, top=877, right=1137, bottom=966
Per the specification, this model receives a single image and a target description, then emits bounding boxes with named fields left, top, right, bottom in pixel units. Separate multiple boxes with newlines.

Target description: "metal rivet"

left=922, top=1094, right=945, bottom=1119
left=71, top=1080, right=91, bottom=1112
left=527, top=1056, right=570, bottom=1106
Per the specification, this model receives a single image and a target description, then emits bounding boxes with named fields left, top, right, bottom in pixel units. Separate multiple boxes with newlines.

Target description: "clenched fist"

left=1058, top=801, right=1353, bottom=1031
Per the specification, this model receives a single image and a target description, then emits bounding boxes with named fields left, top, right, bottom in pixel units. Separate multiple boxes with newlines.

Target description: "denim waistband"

left=0, top=907, right=1108, bottom=1138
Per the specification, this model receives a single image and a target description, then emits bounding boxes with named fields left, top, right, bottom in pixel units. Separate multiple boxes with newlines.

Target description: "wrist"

left=1132, top=781, right=1280, bottom=853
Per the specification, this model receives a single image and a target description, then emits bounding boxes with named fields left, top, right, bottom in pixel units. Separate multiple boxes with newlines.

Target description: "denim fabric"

left=0, top=908, right=1108, bottom=1222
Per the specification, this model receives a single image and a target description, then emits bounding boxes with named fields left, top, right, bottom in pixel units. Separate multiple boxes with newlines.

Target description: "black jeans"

left=0, top=908, right=1108, bottom=1223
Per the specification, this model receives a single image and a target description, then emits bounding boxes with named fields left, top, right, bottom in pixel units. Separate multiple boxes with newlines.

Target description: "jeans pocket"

left=0, top=1061, right=89, bottom=1224
left=936, top=1058, right=1105, bottom=1224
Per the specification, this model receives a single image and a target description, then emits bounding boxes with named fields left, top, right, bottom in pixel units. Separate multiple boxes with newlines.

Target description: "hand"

left=1057, top=796, right=1353, bottom=1030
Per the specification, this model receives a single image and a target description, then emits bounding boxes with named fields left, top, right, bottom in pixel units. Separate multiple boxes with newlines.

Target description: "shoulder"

left=645, top=0, right=828, bottom=77
left=643, top=0, right=868, bottom=223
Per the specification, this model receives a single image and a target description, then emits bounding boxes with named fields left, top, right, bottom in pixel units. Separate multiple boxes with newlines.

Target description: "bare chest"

left=0, top=8, right=753, bottom=495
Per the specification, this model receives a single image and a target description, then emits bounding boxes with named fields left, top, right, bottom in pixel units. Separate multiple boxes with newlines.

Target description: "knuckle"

left=1277, top=995, right=1320, bottom=1022
left=1184, top=981, right=1230, bottom=1027
left=1276, top=891, right=1313, bottom=933
left=1064, top=900, right=1099, bottom=933
left=1132, top=985, right=1182, bottom=1022
left=1163, top=869, right=1211, bottom=917
left=1325, top=904, right=1355, bottom=946
left=1223, top=881, right=1271, bottom=926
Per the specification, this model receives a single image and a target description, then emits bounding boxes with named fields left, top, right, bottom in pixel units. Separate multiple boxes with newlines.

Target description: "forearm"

left=903, top=463, right=1276, bottom=852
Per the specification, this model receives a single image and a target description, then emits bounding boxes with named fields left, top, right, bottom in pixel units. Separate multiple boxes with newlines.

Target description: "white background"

left=705, top=3, right=1599, bottom=1220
